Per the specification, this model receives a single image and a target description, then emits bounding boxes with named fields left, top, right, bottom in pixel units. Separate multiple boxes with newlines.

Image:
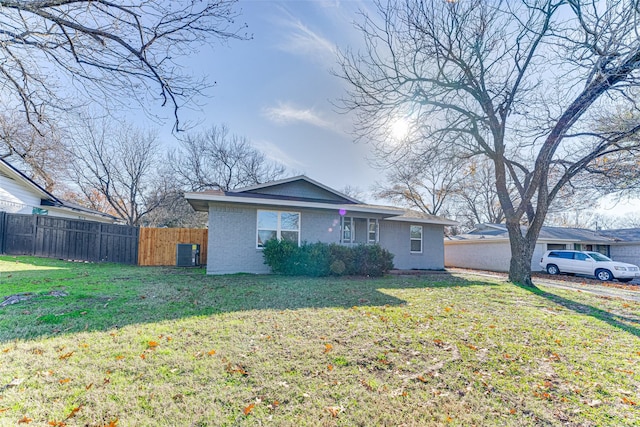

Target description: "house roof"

left=0, top=158, right=118, bottom=222
left=185, top=175, right=458, bottom=226
left=447, top=223, right=616, bottom=244
left=232, top=175, right=362, bottom=204
left=598, top=228, right=640, bottom=243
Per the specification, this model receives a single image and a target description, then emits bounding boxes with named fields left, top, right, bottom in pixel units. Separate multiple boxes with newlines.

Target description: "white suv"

left=540, top=250, right=640, bottom=282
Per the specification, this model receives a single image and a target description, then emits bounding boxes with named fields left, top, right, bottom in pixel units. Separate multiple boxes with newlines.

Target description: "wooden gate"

left=138, top=228, right=208, bottom=266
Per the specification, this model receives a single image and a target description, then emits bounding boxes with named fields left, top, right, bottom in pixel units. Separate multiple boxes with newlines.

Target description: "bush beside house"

left=262, top=240, right=394, bottom=277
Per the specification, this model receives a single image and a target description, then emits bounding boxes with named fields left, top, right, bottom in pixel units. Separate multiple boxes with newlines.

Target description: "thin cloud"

left=263, top=102, right=338, bottom=132
left=252, top=139, right=306, bottom=171
left=275, top=14, right=336, bottom=65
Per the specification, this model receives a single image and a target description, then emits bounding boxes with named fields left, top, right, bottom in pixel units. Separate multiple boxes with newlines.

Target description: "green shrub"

left=262, top=240, right=394, bottom=277
left=262, top=238, right=297, bottom=274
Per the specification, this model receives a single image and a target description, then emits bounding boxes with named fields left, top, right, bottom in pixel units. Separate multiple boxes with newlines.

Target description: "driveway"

left=446, top=268, right=640, bottom=302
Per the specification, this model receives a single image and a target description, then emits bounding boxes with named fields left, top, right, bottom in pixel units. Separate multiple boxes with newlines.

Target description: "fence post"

left=96, top=223, right=103, bottom=262
left=31, top=214, right=38, bottom=255
left=0, top=211, right=5, bottom=254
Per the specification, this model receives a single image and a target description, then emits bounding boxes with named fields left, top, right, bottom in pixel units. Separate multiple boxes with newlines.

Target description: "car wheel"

left=619, top=278, right=633, bottom=283
left=546, top=264, right=559, bottom=275
left=595, top=269, right=613, bottom=281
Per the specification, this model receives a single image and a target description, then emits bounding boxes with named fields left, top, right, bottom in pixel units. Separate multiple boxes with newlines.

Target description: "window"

left=342, top=217, right=354, bottom=243
left=548, top=251, right=573, bottom=259
left=547, top=244, right=566, bottom=250
left=367, top=219, right=378, bottom=243
left=410, top=225, right=423, bottom=253
left=257, top=210, right=300, bottom=248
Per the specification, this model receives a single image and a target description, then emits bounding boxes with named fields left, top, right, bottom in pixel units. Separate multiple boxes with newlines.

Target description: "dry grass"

left=0, top=256, right=638, bottom=426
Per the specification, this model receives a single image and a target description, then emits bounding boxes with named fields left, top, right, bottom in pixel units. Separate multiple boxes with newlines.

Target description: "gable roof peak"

left=233, top=175, right=362, bottom=204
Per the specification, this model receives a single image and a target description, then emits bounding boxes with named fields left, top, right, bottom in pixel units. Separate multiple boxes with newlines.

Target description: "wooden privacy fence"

left=0, top=212, right=139, bottom=264
left=138, top=227, right=208, bottom=266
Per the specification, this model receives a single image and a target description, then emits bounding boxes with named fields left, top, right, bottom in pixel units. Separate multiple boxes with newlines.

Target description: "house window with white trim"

left=342, top=216, right=355, bottom=243
left=257, top=210, right=300, bottom=248
left=368, top=219, right=379, bottom=243
left=410, top=225, right=423, bottom=253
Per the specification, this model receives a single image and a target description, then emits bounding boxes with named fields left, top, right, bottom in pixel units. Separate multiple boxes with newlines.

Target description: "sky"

left=153, top=0, right=382, bottom=200
left=127, top=0, right=639, bottom=220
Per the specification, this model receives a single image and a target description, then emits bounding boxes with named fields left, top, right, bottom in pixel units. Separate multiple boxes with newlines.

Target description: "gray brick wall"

left=207, top=203, right=342, bottom=274
left=610, top=244, right=640, bottom=266
left=206, top=202, right=448, bottom=274
left=379, top=221, right=445, bottom=270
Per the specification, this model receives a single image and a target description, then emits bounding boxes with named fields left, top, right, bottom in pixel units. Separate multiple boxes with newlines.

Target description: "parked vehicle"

left=540, top=250, right=640, bottom=282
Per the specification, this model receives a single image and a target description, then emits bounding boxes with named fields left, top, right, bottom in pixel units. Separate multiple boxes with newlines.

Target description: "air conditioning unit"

left=176, top=243, right=200, bottom=267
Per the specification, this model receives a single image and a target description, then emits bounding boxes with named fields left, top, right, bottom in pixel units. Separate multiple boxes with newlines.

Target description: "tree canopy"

left=0, top=0, right=246, bottom=131
left=338, top=0, right=640, bottom=285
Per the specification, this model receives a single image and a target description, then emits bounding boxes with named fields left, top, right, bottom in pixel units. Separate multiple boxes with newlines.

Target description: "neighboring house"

left=599, top=229, right=640, bottom=266
left=0, top=158, right=117, bottom=223
left=444, top=223, right=617, bottom=272
left=185, top=175, right=457, bottom=274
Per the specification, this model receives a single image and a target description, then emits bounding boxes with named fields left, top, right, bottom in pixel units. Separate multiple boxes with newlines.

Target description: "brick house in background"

left=185, top=175, right=457, bottom=274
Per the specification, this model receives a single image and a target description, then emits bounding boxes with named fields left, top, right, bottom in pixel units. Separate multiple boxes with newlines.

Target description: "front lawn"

left=0, top=256, right=638, bottom=426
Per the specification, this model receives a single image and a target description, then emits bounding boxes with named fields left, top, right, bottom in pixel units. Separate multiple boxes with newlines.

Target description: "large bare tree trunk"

left=505, top=220, right=538, bottom=287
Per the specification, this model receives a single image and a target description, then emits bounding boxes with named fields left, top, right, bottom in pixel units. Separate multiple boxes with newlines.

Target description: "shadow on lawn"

left=517, top=284, right=640, bottom=339
left=0, top=264, right=491, bottom=342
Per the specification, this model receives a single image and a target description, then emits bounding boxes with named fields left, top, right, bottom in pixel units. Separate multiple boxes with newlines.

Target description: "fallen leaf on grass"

left=65, top=406, right=82, bottom=419
left=0, top=408, right=9, bottom=413
left=147, top=341, right=159, bottom=349
left=466, top=344, right=478, bottom=351
left=115, top=355, right=124, bottom=361
left=324, top=343, right=333, bottom=353
left=417, top=375, right=428, bottom=383
left=622, top=397, right=637, bottom=406
left=140, top=354, right=146, bottom=360
left=207, top=349, right=216, bottom=356
left=85, top=383, right=93, bottom=390
left=225, top=362, right=249, bottom=376
left=103, top=419, right=118, bottom=427
left=58, top=378, right=71, bottom=384
left=326, top=406, right=341, bottom=417
left=243, top=403, right=255, bottom=416
left=59, top=352, right=74, bottom=360
left=509, top=409, right=516, bottom=415
left=18, top=416, right=32, bottom=424
left=48, top=421, right=66, bottom=426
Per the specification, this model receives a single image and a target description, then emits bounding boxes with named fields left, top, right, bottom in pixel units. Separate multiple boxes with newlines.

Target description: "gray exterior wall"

left=609, top=244, right=640, bottom=266
left=207, top=203, right=342, bottom=274
left=207, top=202, right=449, bottom=274
left=444, top=240, right=546, bottom=272
left=379, top=221, right=445, bottom=270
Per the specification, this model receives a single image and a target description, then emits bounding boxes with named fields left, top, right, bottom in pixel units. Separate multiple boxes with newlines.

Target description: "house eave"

left=385, top=216, right=459, bottom=226
left=185, top=193, right=402, bottom=216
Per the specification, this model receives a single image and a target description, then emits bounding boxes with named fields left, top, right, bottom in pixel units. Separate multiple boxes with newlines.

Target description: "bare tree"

left=338, top=0, right=640, bottom=286
left=67, top=120, right=164, bottom=225
left=0, top=114, right=67, bottom=191
left=0, top=1, right=247, bottom=131
left=169, top=125, right=286, bottom=191
left=453, top=159, right=506, bottom=229
left=375, top=147, right=458, bottom=216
